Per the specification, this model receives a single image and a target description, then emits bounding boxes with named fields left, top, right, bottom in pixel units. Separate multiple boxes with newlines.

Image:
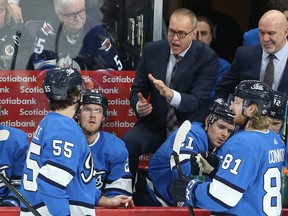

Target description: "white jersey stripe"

left=209, top=178, right=243, bottom=207
left=39, top=164, right=73, bottom=187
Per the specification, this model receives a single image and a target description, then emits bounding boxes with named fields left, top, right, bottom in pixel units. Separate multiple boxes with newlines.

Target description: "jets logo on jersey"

left=80, top=152, right=95, bottom=183
left=97, top=35, right=111, bottom=52
left=3, top=44, right=14, bottom=56
left=41, top=22, right=56, bottom=36
left=95, top=170, right=106, bottom=190
left=66, top=67, right=75, bottom=76
left=57, top=55, right=81, bottom=71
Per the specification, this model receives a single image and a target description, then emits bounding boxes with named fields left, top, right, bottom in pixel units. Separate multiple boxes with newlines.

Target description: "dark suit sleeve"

left=214, top=45, right=262, bottom=101
left=178, top=45, right=218, bottom=116
left=215, top=47, right=242, bottom=100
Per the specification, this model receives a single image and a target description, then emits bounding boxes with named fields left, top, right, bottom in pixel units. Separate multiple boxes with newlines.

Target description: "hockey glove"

left=198, top=151, right=219, bottom=179
left=0, top=196, right=20, bottom=206
left=190, top=152, right=205, bottom=176
left=170, top=176, right=192, bottom=203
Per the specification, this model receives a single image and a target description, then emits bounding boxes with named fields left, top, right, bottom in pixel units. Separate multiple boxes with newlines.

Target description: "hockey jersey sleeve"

left=92, top=132, right=132, bottom=198
left=171, top=123, right=208, bottom=178
left=102, top=147, right=132, bottom=197
left=187, top=132, right=284, bottom=215
left=187, top=143, right=256, bottom=212
left=0, top=127, right=29, bottom=206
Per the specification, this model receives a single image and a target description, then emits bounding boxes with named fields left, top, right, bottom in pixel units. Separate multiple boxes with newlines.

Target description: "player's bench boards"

left=1, top=207, right=288, bottom=216
left=0, top=70, right=137, bottom=139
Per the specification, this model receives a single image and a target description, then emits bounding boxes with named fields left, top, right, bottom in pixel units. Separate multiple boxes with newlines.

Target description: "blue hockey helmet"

left=233, top=80, right=273, bottom=116
left=268, top=90, right=287, bottom=120
left=43, top=67, right=84, bottom=101
left=207, top=98, right=235, bottom=125
left=82, top=89, right=108, bottom=116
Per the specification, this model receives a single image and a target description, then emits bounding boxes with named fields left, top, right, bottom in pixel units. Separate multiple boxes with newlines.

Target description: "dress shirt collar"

left=170, top=41, right=192, bottom=58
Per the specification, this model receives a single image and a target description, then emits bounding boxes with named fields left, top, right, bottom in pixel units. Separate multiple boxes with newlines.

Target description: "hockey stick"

left=172, top=120, right=194, bottom=216
left=283, top=100, right=288, bottom=145
left=0, top=173, right=41, bottom=216
left=10, top=30, right=22, bottom=70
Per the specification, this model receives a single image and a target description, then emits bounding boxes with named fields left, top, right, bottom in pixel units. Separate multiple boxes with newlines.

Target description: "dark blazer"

left=130, top=39, right=218, bottom=127
left=215, top=45, right=288, bottom=99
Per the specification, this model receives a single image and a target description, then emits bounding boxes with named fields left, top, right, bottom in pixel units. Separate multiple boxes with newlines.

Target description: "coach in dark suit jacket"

left=216, top=9, right=288, bottom=100
left=122, top=8, right=218, bottom=189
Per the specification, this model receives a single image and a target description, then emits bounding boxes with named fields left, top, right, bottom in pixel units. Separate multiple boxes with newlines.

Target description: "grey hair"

left=54, top=0, right=85, bottom=14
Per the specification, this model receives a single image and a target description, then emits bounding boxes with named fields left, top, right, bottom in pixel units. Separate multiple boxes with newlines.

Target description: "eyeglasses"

left=60, top=8, right=86, bottom=20
left=167, top=28, right=195, bottom=39
left=82, top=108, right=103, bottom=115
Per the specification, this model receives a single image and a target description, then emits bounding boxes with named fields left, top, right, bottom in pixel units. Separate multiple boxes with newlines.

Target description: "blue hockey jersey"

left=187, top=129, right=285, bottom=216
left=89, top=131, right=132, bottom=197
left=0, top=125, right=29, bottom=204
left=147, top=122, right=208, bottom=206
left=20, top=112, right=100, bottom=216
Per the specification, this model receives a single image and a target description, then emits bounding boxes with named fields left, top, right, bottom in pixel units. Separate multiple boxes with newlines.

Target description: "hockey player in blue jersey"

left=20, top=67, right=132, bottom=216
left=0, top=109, right=30, bottom=207
left=171, top=80, right=285, bottom=215
left=77, top=89, right=134, bottom=201
left=146, top=99, right=235, bottom=206
left=27, top=0, right=122, bottom=71
left=267, top=90, right=287, bottom=140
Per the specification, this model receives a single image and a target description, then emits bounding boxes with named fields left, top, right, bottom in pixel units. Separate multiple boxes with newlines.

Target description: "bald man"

left=243, top=0, right=288, bottom=46
left=215, top=9, right=288, bottom=100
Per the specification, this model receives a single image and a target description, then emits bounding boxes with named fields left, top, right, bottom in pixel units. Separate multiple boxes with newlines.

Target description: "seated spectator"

left=0, top=0, right=32, bottom=70
left=145, top=99, right=235, bottom=206
left=77, top=89, right=133, bottom=198
left=0, top=107, right=30, bottom=207
left=195, top=16, right=231, bottom=101
left=7, top=0, right=22, bottom=23
left=27, top=0, right=122, bottom=71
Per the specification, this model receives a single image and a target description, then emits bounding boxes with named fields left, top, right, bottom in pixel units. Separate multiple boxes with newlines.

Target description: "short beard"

left=234, top=114, right=247, bottom=126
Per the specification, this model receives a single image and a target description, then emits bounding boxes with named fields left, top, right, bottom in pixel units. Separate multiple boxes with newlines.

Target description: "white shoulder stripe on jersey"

left=209, top=178, right=243, bottom=207
left=170, top=153, right=190, bottom=170
left=39, top=164, right=73, bottom=188
left=104, top=178, right=132, bottom=194
left=0, top=129, right=10, bottom=141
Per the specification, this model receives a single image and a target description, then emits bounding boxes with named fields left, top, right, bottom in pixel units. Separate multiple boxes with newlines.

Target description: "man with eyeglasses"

left=77, top=89, right=133, bottom=201
left=122, top=8, right=218, bottom=198
left=27, top=0, right=122, bottom=71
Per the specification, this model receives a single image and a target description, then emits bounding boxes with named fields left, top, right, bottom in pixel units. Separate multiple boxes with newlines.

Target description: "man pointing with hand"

left=122, top=8, right=218, bottom=194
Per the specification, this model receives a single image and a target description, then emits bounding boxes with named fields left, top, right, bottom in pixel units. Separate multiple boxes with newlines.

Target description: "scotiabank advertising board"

left=0, top=70, right=138, bottom=139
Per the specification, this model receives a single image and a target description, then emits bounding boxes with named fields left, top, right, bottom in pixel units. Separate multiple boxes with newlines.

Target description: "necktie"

left=166, top=55, right=182, bottom=136
left=264, top=54, right=276, bottom=88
